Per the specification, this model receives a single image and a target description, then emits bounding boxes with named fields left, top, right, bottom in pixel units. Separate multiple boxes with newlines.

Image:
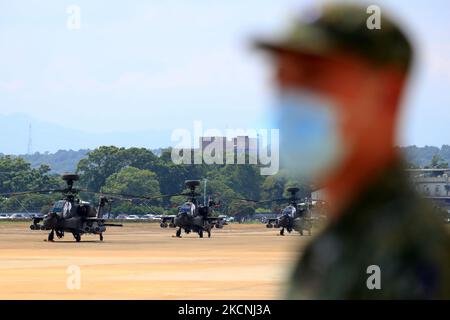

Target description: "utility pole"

left=203, top=179, right=208, bottom=206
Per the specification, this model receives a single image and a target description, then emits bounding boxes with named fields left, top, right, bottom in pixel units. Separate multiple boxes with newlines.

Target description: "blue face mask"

left=272, top=89, right=346, bottom=181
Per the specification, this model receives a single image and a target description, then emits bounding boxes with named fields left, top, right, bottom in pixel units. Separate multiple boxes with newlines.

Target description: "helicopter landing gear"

left=48, top=230, right=55, bottom=242
left=176, top=228, right=182, bottom=238
left=198, top=229, right=203, bottom=238
left=56, top=230, right=64, bottom=238
left=280, top=228, right=285, bottom=236
left=73, top=233, right=81, bottom=242
left=207, top=229, right=211, bottom=238
left=99, top=233, right=104, bottom=241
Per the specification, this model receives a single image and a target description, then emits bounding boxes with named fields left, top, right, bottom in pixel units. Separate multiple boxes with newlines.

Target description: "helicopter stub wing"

left=0, top=189, right=65, bottom=197
left=160, top=215, right=176, bottom=223
left=84, top=217, right=123, bottom=226
left=265, top=218, right=279, bottom=224
left=204, top=216, right=225, bottom=223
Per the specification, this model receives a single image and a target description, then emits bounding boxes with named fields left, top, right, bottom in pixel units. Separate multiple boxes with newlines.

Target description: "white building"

left=407, top=169, right=450, bottom=198
left=407, top=169, right=450, bottom=209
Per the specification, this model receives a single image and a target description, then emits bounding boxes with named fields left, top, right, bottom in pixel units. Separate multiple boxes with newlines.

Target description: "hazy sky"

left=0, top=0, right=449, bottom=151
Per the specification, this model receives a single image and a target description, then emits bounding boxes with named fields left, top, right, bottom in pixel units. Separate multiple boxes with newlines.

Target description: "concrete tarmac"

left=0, top=222, right=308, bottom=299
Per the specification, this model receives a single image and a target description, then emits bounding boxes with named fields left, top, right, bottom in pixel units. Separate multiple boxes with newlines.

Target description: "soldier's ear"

left=378, top=67, right=407, bottom=114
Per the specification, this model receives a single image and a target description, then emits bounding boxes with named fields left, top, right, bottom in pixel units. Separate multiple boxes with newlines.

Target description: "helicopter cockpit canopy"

left=179, top=202, right=196, bottom=216
left=282, top=206, right=296, bottom=217
left=51, top=200, right=72, bottom=218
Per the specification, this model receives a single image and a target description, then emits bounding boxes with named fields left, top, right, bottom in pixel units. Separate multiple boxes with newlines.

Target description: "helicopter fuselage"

left=31, top=213, right=108, bottom=235
left=30, top=199, right=121, bottom=241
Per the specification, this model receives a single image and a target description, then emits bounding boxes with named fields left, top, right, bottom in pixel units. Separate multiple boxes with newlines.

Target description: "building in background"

left=199, top=136, right=259, bottom=160
left=407, top=169, right=450, bottom=209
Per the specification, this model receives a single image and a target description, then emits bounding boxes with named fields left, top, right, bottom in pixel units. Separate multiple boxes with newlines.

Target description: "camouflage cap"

left=254, top=3, right=413, bottom=71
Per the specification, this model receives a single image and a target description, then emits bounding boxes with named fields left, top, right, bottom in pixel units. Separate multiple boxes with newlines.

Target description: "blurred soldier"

left=255, top=3, right=450, bottom=298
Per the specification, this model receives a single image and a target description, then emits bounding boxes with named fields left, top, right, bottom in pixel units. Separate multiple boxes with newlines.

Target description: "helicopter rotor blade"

left=81, top=190, right=185, bottom=201
left=258, top=198, right=288, bottom=204
left=0, top=189, right=65, bottom=197
left=79, top=190, right=133, bottom=200
left=179, top=192, right=201, bottom=197
left=226, top=197, right=287, bottom=204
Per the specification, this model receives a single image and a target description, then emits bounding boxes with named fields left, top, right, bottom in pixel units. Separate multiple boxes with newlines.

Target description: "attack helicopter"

left=0, top=173, right=124, bottom=242
left=263, top=187, right=313, bottom=236
left=158, top=180, right=225, bottom=238
left=237, top=187, right=313, bottom=236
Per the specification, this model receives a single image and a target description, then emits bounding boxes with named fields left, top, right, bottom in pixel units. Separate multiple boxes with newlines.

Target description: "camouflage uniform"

left=287, top=160, right=450, bottom=299
left=254, top=4, right=450, bottom=298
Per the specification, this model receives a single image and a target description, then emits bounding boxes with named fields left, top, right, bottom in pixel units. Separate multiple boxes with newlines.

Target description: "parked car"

left=218, top=215, right=235, bottom=223
left=142, top=214, right=159, bottom=220
left=0, top=213, right=10, bottom=219
left=125, top=215, right=141, bottom=220
left=115, top=214, right=128, bottom=219
left=9, top=213, right=29, bottom=219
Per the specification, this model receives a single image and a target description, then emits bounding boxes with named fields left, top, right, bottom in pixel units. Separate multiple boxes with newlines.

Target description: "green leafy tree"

left=122, top=148, right=160, bottom=171
left=102, top=167, right=162, bottom=215
left=102, top=167, right=161, bottom=198
left=426, top=154, right=449, bottom=169
left=261, top=173, right=288, bottom=202
left=77, top=146, right=127, bottom=192
left=0, top=156, right=60, bottom=213
left=228, top=200, right=256, bottom=219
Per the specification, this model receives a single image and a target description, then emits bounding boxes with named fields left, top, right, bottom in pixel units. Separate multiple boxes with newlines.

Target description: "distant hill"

left=19, top=150, right=90, bottom=174
left=5, top=145, right=450, bottom=174
left=12, top=148, right=164, bottom=174
left=0, top=113, right=172, bottom=154
left=399, top=145, right=450, bottom=167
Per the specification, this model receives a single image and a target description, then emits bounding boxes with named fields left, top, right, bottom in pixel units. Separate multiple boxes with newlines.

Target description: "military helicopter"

left=158, top=180, right=225, bottom=238
left=0, top=174, right=123, bottom=242
left=238, top=187, right=313, bottom=236
left=263, top=187, right=313, bottom=236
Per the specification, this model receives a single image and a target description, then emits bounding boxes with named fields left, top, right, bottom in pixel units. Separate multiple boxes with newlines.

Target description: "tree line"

left=0, top=146, right=310, bottom=217
left=2, top=145, right=447, bottom=216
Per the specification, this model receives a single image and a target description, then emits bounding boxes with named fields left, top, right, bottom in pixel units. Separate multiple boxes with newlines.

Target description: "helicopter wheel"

left=176, top=228, right=182, bottom=238
left=48, top=230, right=55, bottom=242
left=207, top=230, right=211, bottom=238
left=99, top=233, right=104, bottom=241
left=73, top=233, right=81, bottom=242
left=280, top=228, right=285, bottom=236
left=198, top=230, right=203, bottom=238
